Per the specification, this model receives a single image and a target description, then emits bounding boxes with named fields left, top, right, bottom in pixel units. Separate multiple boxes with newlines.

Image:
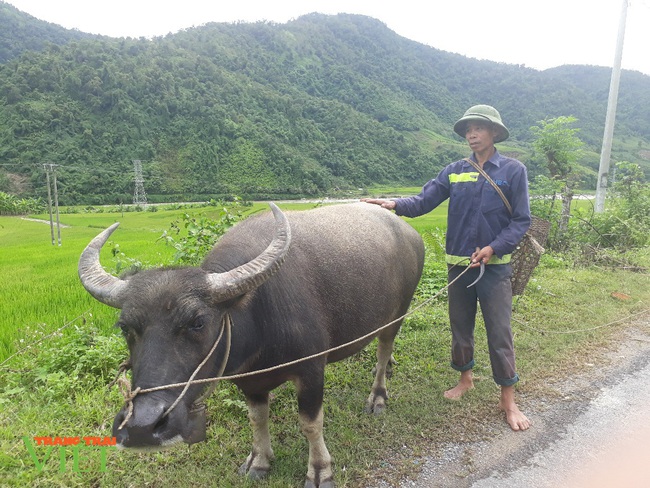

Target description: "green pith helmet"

left=453, top=104, right=510, bottom=143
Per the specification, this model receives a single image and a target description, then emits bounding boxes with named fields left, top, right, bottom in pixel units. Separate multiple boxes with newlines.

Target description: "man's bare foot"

left=444, top=382, right=474, bottom=400
left=499, top=386, right=531, bottom=431
left=443, top=370, right=474, bottom=400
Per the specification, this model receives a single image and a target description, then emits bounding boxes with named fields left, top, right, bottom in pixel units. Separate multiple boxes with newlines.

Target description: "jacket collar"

left=466, top=150, right=502, bottom=169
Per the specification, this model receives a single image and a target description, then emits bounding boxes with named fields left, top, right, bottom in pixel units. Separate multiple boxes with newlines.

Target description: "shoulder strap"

left=464, top=158, right=513, bottom=215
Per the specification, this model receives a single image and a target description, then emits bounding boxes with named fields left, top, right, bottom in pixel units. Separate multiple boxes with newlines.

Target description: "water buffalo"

left=79, top=202, right=424, bottom=487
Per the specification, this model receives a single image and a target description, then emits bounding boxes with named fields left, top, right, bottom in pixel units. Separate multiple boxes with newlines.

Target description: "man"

left=363, top=104, right=531, bottom=431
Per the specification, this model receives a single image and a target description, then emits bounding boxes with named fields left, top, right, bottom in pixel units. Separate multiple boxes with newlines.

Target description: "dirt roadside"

left=369, top=313, right=650, bottom=488
left=20, top=217, right=71, bottom=227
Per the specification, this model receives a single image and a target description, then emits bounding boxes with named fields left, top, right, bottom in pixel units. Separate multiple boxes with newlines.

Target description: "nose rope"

left=117, top=376, right=141, bottom=430
left=114, top=313, right=232, bottom=429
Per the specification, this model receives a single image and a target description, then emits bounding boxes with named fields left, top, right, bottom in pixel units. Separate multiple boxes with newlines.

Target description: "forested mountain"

left=0, top=1, right=98, bottom=63
left=0, top=7, right=648, bottom=204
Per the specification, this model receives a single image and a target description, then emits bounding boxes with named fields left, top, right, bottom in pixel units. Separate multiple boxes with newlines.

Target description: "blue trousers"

left=447, top=263, right=519, bottom=386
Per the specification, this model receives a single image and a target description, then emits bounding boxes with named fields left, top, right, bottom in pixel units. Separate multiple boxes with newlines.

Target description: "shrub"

left=0, top=191, right=44, bottom=215
left=160, top=200, right=246, bottom=266
left=1, top=320, right=127, bottom=403
left=530, top=171, right=650, bottom=252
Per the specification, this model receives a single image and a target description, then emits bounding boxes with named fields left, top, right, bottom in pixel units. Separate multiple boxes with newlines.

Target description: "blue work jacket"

left=394, top=151, right=531, bottom=265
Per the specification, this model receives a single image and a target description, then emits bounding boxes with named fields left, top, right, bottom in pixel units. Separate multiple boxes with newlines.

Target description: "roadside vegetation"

left=0, top=188, right=648, bottom=487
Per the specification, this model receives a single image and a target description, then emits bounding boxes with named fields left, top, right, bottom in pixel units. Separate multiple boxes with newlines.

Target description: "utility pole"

left=132, top=160, right=147, bottom=208
left=52, top=165, right=61, bottom=246
left=43, top=163, right=62, bottom=246
left=595, top=0, right=629, bottom=213
left=44, top=164, right=55, bottom=246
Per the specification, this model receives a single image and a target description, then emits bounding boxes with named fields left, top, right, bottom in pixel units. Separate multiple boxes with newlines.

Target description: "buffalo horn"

left=78, top=222, right=129, bottom=308
left=206, top=202, right=291, bottom=302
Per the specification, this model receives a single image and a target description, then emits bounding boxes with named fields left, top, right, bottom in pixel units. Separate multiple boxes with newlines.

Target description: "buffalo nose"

left=113, top=401, right=168, bottom=447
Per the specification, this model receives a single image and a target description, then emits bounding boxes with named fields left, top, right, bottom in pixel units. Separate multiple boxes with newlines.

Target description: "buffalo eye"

left=189, top=316, right=208, bottom=331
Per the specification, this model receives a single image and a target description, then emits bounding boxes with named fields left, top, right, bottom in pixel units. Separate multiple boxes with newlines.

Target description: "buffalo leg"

left=239, top=393, right=274, bottom=479
left=296, top=372, right=334, bottom=488
left=365, top=330, right=398, bottom=414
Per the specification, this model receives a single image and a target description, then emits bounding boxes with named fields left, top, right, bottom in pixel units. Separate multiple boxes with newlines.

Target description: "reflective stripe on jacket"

left=394, top=151, right=531, bottom=264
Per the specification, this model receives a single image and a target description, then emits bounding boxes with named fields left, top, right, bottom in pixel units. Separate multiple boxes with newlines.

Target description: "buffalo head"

left=78, top=203, right=291, bottom=448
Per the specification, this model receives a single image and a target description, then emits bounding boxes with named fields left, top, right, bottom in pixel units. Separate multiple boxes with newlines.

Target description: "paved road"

left=471, top=347, right=650, bottom=488
left=371, top=321, right=650, bottom=488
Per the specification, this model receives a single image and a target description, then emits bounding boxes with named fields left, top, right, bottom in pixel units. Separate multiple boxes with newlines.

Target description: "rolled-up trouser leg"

left=447, top=264, right=518, bottom=386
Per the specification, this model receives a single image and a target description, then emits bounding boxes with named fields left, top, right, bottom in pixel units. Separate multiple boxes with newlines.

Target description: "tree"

left=530, top=116, right=584, bottom=242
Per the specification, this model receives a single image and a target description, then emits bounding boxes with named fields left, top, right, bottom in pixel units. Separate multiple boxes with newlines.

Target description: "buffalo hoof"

left=305, top=478, right=335, bottom=488
left=238, top=462, right=269, bottom=480
left=364, top=390, right=388, bottom=415
left=364, top=400, right=386, bottom=415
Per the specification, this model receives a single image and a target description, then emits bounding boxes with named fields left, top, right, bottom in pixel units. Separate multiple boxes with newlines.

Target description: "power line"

left=1, top=161, right=153, bottom=176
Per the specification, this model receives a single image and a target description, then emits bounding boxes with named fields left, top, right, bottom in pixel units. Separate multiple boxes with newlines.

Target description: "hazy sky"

left=6, top=0, right=650, bottom=76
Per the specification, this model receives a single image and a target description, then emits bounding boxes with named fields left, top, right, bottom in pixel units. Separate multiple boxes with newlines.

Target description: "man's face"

left=464, top=121, right=497, bottom=153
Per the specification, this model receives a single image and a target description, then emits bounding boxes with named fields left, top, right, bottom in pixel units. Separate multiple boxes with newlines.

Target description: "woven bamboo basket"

left=510, top=216, right=551, bottom=296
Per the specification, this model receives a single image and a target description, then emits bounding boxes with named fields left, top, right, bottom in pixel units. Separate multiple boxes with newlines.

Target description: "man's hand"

left=470, top=246, right=494, bottom=268
left=360, top=198, right=396, bottom=210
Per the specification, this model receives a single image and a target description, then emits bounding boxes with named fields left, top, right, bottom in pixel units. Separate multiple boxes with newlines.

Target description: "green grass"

left=1, top=205, right=649, bottom=487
